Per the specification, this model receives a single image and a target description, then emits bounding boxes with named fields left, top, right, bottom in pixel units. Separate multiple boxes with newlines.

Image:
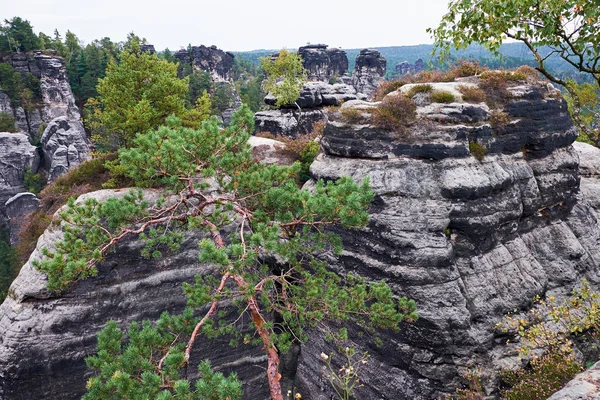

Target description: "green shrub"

left=490, top=110, right=510, bottom=131
left=406, top=84, right=433, bottom=98
left=0, top=112, right=17, bottom=132
left=458, top=85, right=486, bottom=103
left=501, top=351, right=583, bottom=400
left=15, top=153, right=124, bottom=265
left=430, top=90, right=456, bottom=103
left=23, top=168, right=46, bottom=195
left=469, top=141, right=487, bottom=161
left=340, top=107, right=366, bottom=124
left=372, top=94, right=417, bottom=132
left=373, top=79, right=407, bottom=101
left=0, top=227, right=19, bottom=302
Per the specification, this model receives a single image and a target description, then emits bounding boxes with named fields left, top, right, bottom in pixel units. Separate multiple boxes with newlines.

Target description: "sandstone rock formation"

left=2, top=77, right=600, bottom=399
left=574, top=141, right=600, bottom=216
left=254, top=108, right=326, bottom=138
left=3, top=52, right=80, bottom=141
left=41, top=117, right=90, bottom=182
left=257, top=81, right=366, bottom=138
left=294, top=79, right=600, bottom=398
left=0, top=134, right=307, bottom=398
left=395, top=58, right=425, bottom=76
left=0, top=133, right=39, bottom=218
left=5, top=192, right=40, bottom=245
left=351, top=49, right=387, bottom=100
left=298, top=44, right=348, bottom=82
left=174, top=45, right=235, bottom=82
left=548, top=360, right=600, bottom=399
left=264, top=81, right=362, bottom=109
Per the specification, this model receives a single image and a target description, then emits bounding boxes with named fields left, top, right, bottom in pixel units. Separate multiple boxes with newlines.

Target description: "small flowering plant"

left=321, top=346, right=369, bottom=400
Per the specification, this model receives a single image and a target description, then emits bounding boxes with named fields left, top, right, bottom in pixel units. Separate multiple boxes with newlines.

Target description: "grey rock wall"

left=351, top=49, right=387, bottom=100
left=174, top=45, right=235, bottom=82
left=41, top=117, right=89, bottom=182
left=295, top=79, right=600, bottom=398
left=2, top=78, right=600, bottom=399
left=298, top=44, right=349, bottom=82
left=0, top=133, right=40, bottom=218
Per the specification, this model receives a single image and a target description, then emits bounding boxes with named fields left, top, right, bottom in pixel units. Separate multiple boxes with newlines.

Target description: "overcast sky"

left=3, top=0, right=451, bottom=52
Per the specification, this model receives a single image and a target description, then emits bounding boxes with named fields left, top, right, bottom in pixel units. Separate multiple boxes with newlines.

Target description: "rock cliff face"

left=0, top=189, right=269, bottom=400
left=174, top=45, right=235, bottom=82
left=5, top=192, right=39, bottom=245
left=2, top=77, right=600, bottom=399
left=395, top=58, right=425, bottom=76
left=351, top=49, right=387, bottom=100
left=298, top=44, right=348, bottom=82
left=294, top=79, right=600, bottom=398
left=256, top=81, right=364, bottom=138
left=0, top=52, right=89, bottom=228
left=41, top=117, right=90, bottom=182
left=0, top=133, right=39, bottom=219
left=4, top=51, right=81, bottom=140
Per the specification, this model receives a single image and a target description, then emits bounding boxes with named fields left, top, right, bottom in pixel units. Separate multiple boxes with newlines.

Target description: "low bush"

left=406, top=84, right=433, bottom=98
left=494, top=280, right=600, bottom=399
left=489, top=110, right=510, bottom=131
left=501, top=351, right=582, bottom=400
left=469, top=141, right=487, bottom=161
left=255, top=125, right=321, bottom=183
left=372, top=94, right=417, bottom=132
left=458, top=85, right=486, bottom=103
left=23, top=168, right=47, bottom=195
left=430, top=90, right=456, bottom=103
left=0, top=112, right=17, bottom=132
left=373, top=79, right=407, bottom=101
left=340, top=107, right=366, bottom=124
left=15, top=153, right=123, bottom=264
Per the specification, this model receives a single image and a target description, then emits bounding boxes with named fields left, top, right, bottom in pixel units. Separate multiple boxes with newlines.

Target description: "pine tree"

left=36, top=105, right=417, bottom=400
left=85, top=38, right=189, bottom=150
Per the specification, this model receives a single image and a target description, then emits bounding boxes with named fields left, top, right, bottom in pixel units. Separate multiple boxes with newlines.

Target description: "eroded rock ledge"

left=295, top=78, right=600, bottom=399
left=1, top=78, right=600, bottom=399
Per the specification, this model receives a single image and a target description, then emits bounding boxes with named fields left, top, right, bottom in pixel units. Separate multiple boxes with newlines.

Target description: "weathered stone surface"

left=298, top=44, right=348, bottom=82
left=248, top=136, right=295, bottom=165
left=0, top=132, right=39, bottom=219
left=0, top=189, right=269, bottom=400
left=575, top=141, right=600, bottom=216
left=5, top=192, right=40, bottom=245
left=395, top=58, right=425, bottom=76
left=351, top=49, right=387, bottom=100
left=174, top=45, right=235, bottom=82
left=41, top=116, right=90, bottom=182
left=548, top=361, right=600, bottom=399
left=296, top=79, right=600, bottom=398
left=3, top=78, right=600, bottom=399
left=264, top=81, right=362, bottom=109
left=2, top=52, right=82, bottom=141
left=254, top=108, right=326, bottom=138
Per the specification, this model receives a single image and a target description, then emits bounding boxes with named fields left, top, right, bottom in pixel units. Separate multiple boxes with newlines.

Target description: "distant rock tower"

left=298, top=44, right=349, bottom=82
left=351, top=49, right=386, bottom=100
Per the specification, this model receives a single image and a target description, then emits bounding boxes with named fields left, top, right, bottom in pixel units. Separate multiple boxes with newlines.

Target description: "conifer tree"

left=37, top=105, right=417, bottom=400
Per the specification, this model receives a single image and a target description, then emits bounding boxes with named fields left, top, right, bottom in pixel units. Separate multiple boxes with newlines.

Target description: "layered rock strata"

left=351, top=49, right=387, bottom=100
left=294, top=79, right=600, bottom=398
left=0, top=189, right=269, bottom=400
left=2, top=78, right=600, bottom=399
left=5, top=192, right=40, bottom=245
left=298, top=44, right=348, bottom=82
left=395, top=58, right=425, bottom=76
left=256, top=81, right=364, bottom=138
left=41, top=117, right=90, bottom=182
left=0, top=132, right=40, bottom=218
left=174, top=45, right=235, bottom=82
